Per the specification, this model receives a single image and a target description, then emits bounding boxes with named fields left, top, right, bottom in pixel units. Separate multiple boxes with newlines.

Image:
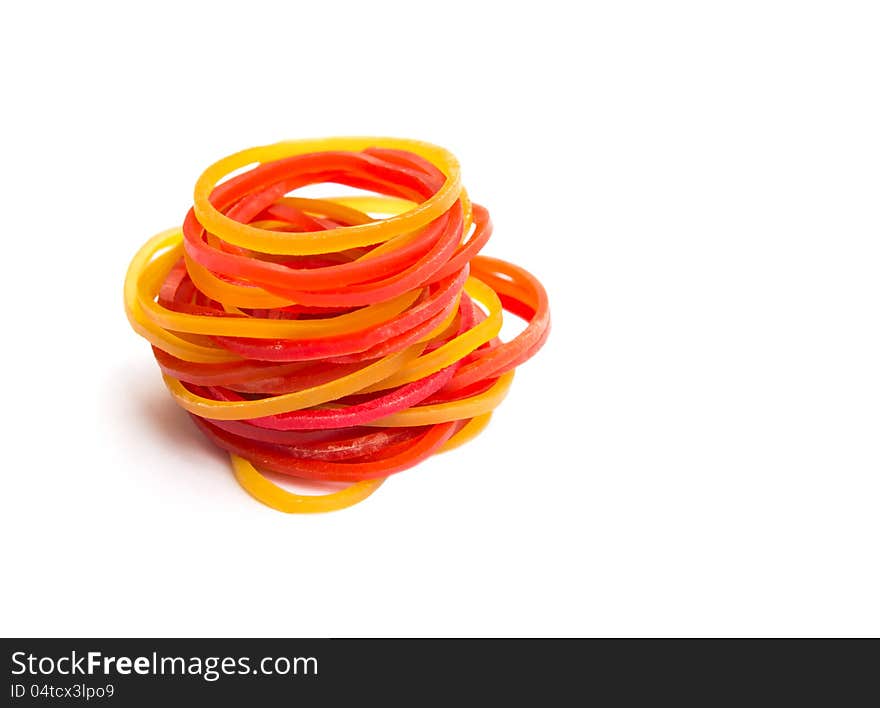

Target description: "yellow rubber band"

left=163, top=342, right=424, bottom=420
left=124, top=229, right=239, bottom=363
left=439, top=413, right=493, bottom=452
left=193, top=137, right=462, bottom=255
left=357, top=277, right=502, bottom=393
left=184, top=251, right=295, bottom=309
left=182, top=189, right=471, bottom=307
left=231, top=454, right=384, bottom=513
left=363, top=371, right=515, bottom=427
left=328, top=195, right=416, bottom=216
left=273, top=196, right=374, bottom=226
left=135, top=233, right=421, bottom=338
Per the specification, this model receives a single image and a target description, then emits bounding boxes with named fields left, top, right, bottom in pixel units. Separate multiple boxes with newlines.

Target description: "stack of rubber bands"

left=124, top=137, right=549, bottom=512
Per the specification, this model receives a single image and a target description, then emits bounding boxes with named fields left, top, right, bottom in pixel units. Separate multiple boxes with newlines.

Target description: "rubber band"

left=231, top=411, right=492, bottom=514
left=163, top=343, right=424, bottom=419
left=137, top=241, right=423, bottom=338
left=193, top=138, right=462, bottom=255
left=125, top=137, right=549, bottom=512
left=355, top=277, right=502, bottom=393
left=231, top=455, right=386, bottom=514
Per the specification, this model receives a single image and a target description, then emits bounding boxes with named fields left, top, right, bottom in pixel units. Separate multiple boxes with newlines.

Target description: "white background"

left=1, top=1, right=878, bottom=638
